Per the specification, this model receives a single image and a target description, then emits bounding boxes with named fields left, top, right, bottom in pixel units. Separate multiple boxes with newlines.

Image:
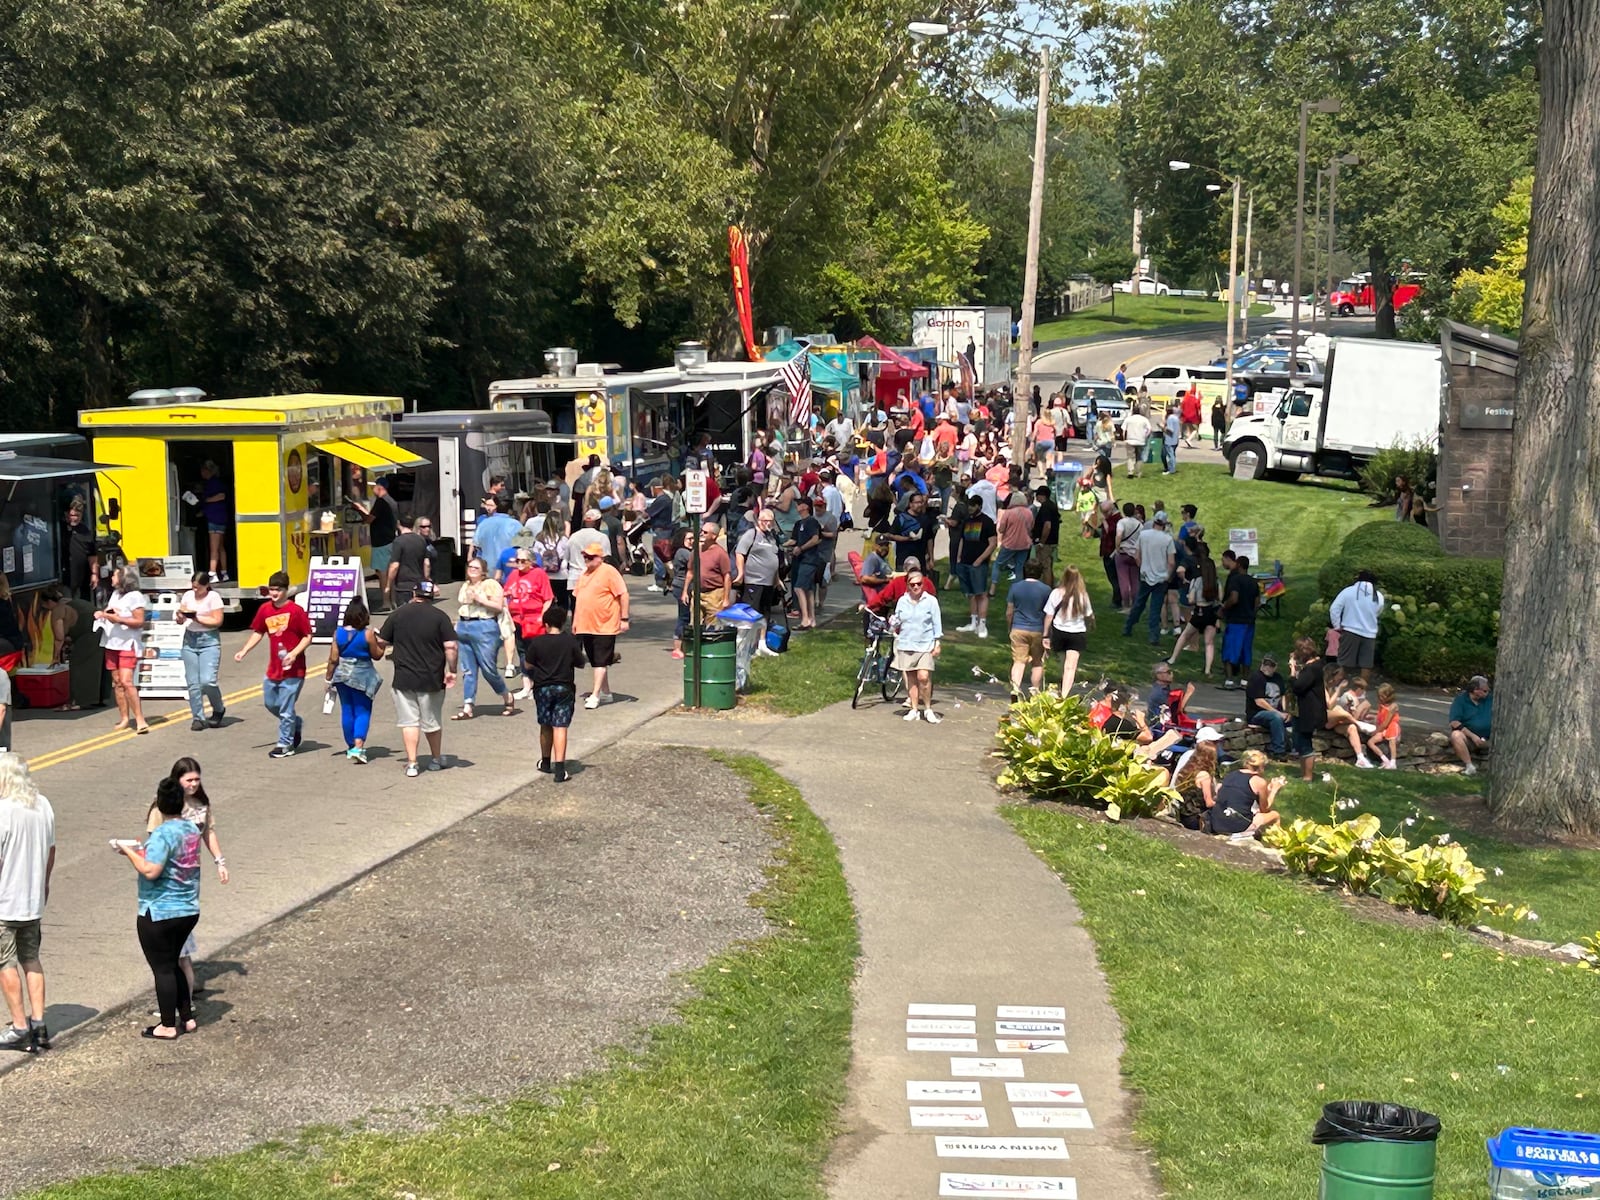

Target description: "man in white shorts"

left=375, top=581, right=459, bottom=777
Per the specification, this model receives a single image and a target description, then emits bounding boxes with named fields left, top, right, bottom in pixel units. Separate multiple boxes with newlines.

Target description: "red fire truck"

left=1328, top=273, right=1423, bottom=317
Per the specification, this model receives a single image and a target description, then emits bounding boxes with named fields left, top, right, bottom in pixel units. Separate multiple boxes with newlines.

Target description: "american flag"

left=780, top=351, right=812, bottom=426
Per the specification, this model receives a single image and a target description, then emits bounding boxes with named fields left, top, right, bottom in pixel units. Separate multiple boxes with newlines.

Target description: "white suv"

left=1129, top=363, right=1228, bottom=402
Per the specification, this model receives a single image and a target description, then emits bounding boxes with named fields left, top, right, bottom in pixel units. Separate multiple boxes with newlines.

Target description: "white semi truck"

left=1223, top=337, right=1441, bottom=481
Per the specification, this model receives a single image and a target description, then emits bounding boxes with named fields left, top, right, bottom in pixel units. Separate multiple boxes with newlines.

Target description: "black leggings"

left=137, top=912, right=200, bottom=1029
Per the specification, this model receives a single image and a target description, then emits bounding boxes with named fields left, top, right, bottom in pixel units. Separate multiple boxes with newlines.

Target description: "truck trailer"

left=1223, top=338, right=1441, bottom=482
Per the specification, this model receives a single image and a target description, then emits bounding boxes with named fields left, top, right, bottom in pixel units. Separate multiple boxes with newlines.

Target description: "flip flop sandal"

left=141, top=1026, right=179, bottom=1041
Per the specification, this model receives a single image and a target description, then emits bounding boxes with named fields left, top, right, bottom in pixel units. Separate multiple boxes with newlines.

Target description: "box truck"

left=1223, top=338, right=1441, bottom=481
left=909, top=306, right=1012, bottom=390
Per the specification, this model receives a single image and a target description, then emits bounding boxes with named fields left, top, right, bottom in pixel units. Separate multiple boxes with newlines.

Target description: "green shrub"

left=1336, top=519, right=1444, bottom=561
left=1300, top=521, right=1500, bottom=686
left=1358, top=441, right=1437, bottom=505
left=994, top=692, right=1176, bottom=821
left=1265, top=790, right=1526, bottom=925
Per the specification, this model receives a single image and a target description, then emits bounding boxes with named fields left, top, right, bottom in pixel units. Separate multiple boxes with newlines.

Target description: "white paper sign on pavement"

left=995, top=1021, right=1066, bottom=1037
left=910, top=1106, right=990, bottom=1128
left=1005, top=1083, right=1085, bottom=1105
left=939, top=1171, right=1078, bottom=1198
left=934, top=1137, right=1069, bottom=1160
left=951, top=1057, right=1025, bottom=1078
left=910, top=1003, right=978, bottom=1017
left=1012, top=1107, right=1095, bottom=1130
left=996, top=1038, right=1068, bottom=1054
left=908, top=1081, right=984, bottom=1102
left=909, top=1037, right=980, bottom=1052
left=997, top=1005, right=1066, bottom=1020
left=909, top=1018, right=978, bottom=1034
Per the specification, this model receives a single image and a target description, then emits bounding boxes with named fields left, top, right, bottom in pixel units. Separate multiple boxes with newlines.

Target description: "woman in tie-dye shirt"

left=116, top=777, right=202, bottom=1041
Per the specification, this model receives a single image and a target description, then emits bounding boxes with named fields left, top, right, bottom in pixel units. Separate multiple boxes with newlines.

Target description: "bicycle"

left=852, top=610, right=906, bottom=709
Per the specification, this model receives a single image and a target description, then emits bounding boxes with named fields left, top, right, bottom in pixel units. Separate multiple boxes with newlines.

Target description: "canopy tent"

left=857, top=336, right=932, bottom=407
left=764, top=340, right=860, bottom=395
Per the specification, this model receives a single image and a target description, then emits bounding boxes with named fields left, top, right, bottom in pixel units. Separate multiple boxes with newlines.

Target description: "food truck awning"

left=0, top=456, right=130, bottom=481
left=507, top=434, right=580, bottom=445
left=316, top=436, right=429, bottom=470
left=644, top=375, right=783, bottom=395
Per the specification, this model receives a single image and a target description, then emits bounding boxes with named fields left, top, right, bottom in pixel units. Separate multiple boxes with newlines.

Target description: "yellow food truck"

left=79, top=394, right=426, bottom=604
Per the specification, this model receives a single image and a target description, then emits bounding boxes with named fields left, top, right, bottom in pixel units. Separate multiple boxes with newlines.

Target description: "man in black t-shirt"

left=1031, top=485, right=1060, bottom=585
left=1244, top=654, right=1288, bottom=756
left=1218, top=555, right=1261, bottom=688
left=354, top=479, right=400, bottom=609
left=386, top=512, right=430, bottom=604
left=375, top=582, right=458, bottom=777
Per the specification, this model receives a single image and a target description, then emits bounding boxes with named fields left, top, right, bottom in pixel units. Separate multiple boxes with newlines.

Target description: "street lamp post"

left=1312, top=168, right=1324, bottom=333
left=1324, top=153, right=1359, bottom=323
left=1170, top=160, right=1245, bottom=427
left=1292, top=97, right=1342, bottom=383
left=911, top=20, right=1046, bottom=466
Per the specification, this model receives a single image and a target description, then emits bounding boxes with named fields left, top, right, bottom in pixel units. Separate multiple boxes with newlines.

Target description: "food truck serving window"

left=0, top=458, right=123, bottom=589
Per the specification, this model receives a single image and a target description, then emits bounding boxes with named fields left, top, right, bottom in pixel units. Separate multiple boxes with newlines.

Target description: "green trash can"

left=1315, top=1101, right=1440, bottom=1200
left=684, top=626, right=737, bottom=710
left=1144, top=433, right=1164, bottom=464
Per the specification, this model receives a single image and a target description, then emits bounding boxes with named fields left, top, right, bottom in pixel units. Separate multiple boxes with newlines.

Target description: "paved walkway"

left=642, top=698, right=1161, bottom=1199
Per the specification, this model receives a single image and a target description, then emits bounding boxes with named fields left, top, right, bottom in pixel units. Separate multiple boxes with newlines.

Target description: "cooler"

left=13, top=665, right=69, bottom=708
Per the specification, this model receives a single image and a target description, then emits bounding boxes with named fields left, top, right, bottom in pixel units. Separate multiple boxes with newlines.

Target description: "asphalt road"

left=8, top=565, right=830, bottom=1054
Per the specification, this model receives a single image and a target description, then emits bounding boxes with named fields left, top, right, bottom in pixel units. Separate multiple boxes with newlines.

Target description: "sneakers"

left=1381, top=758, right=1397, bottom=770
left=552, top=761, right=569, bottom=783
left=207, top=706, right=226, bottom=728
left=349, top=747, right=368, bottom=765
left=923, top=709, right=944, bottom=725
left=514, top=684, right=533, bottom=700
left=585, top=694, right=601, bottom=710
left=956, top=620, right=977, bottom=633
left=597, top=691, right=613, bottom=704
left=28, top=1019, right=49, bottom=1051
left=646, top=583, right=663, bottom=593
left=670, top=649, right=685, bottom=660
left=1221, top=679, right=1238, bottom=690
left=1356, top=756, right=1375, bottom=769
left=405, top=761, right=420, bottom=778
left=976, top=620, right=988, bottom=639
left=0, top=1026, right=32, bottom=1053
left=903, top=708, right=921, bottom=722
left=1464, top=762, right=1478, bottom=776
left=268, top=745, right=295, bottom=759
left=190, top=718, right=207, bottom=732
left=1355, top=720, right=1377, bottom=735
left=426, top=757, right=444, bottom=771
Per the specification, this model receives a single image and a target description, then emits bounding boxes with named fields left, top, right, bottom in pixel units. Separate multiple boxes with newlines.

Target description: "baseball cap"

left=1194, top=726, right=1224, bottom=743
left=1153, top=509, right=1169, bottom=524
left=415, top=579, right=437, bottom=598
left=599, top=496, right=615, bottom=510
left=583, top=507, right=602, bottom=522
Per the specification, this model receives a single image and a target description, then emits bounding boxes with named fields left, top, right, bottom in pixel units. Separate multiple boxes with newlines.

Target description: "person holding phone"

left=116, top=777, right=202, bottom=1040
left=177, top=572, right=226, bottom=731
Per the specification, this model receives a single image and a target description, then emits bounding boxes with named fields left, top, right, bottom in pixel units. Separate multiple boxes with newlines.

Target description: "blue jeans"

left=262, top=676, right=304, bottom=748
left=335, top=682, right=374, bottom=747
left=1162, top=440, right=1177, bottom=472
left=996, top=546, right=1030, bottom=582
left=1250, top=708, right=1288, bottom=755
left=1123, top=579, right=1169, bottom=642
left=456, top=619, right=506, bottom=704
left=181, top=631, right=223, bottom=721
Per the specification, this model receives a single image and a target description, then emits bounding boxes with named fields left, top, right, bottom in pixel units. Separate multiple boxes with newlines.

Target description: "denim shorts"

left=952, top=561, right=990, bottom=595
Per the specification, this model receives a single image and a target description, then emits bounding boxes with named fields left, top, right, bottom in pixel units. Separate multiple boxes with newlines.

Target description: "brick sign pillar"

left=1436, top=321, right=1518, bottom=558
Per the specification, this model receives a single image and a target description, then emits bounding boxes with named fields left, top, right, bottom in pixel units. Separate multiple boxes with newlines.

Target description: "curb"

left=1035, top=315, right=1279, bottom=357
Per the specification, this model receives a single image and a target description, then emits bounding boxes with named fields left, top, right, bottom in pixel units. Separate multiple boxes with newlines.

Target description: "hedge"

left=1316, top=521, right=1501, bottom=608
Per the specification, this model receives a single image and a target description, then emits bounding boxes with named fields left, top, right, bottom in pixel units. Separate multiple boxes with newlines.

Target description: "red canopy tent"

left=858, top=336, right=931, bottom=409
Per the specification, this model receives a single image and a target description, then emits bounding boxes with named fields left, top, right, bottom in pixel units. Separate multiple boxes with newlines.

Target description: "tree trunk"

left=1488, top=0, right=1600, bottom=835
left=1368, top=248, right=1396, bottom=338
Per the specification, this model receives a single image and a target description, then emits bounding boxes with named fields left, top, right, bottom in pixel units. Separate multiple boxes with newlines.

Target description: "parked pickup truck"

left=1069, top=379, right=1128, bottom=437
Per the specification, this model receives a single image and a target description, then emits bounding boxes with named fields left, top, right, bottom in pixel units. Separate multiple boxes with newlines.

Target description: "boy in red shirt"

left=235, top=571, right=313, bottom=758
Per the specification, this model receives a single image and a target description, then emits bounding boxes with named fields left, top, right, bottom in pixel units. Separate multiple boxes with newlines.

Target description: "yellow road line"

left=27, top=683, right=265, bottom=772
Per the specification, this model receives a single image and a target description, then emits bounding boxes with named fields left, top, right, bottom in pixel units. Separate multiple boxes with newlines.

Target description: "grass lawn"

left=1004, top=798, right=1600, bottom=1200
left=1035, top=295, right=1275, bottom=341
left=747, top=463, right=1378, bottom=715
left=33, top=755, right=857, bottom=1200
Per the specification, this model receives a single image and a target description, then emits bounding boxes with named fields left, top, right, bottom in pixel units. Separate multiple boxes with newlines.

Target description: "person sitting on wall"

left=1448, top=675, right=1493, bottom=777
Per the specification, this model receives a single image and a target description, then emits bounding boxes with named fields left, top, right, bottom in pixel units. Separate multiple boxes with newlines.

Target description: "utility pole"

left=1312, top=169, right=1324, bottom=333
left=1292, top=97, right=1341, bottom=384
left=1222, top=176, right=1242, bottom=427
left=1240, top=191, right=1254, bottom=350
left=1012, top=45, right=1050, bottom=467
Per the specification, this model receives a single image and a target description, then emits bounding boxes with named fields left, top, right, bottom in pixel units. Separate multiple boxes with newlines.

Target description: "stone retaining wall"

left=1219, top=721, right=1474, bottom=772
